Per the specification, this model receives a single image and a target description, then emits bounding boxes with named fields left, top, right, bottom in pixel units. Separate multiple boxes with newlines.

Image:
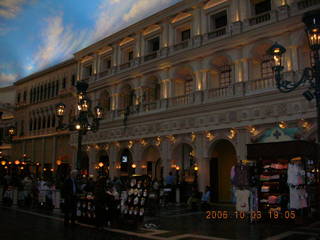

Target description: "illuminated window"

left=219, top=65, right=232, bottom=88
left=261, top=55, right=274, bottom=79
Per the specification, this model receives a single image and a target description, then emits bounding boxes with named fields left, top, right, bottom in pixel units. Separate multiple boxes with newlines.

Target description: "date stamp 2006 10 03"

left=205, top=210, right=296, bottom=220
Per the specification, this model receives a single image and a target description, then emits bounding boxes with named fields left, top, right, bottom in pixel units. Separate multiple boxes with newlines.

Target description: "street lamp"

left=55, top=80, right=103, bottom=171
left=267, top=10, right=320, bottom=175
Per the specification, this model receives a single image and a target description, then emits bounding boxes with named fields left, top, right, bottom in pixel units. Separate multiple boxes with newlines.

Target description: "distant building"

left=0, top=86, right=16, bottom=156
left=12, top=59, right=77, bottom=173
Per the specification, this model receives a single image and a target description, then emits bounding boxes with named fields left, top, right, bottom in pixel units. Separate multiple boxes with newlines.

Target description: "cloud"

left=123, top=0, right=173, bottom=22
left=32, top=14, right=89, bottom=69
left=0, top=0, right=31, bottom=19
left=0, top=72, right=18, bottom=86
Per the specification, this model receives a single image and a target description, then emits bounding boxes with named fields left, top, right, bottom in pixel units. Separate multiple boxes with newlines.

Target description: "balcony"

left=173, top=40, right=190, bottom=52
left=144, top=51, right=159, bottom=62
left=246, top=77, right=275, bottom=93
left=249, top=12, right=271, bottom=26
left=169, top=93, right=195, bottom=107
left=298, top=0, right=320, bottom=9
left=205, top=85, right=234, bottom=100
left=207, top=27, right=227, bottom=40
left=119, top=62, right=130, bottom=71
left=99, top=69, right=111, bottom=78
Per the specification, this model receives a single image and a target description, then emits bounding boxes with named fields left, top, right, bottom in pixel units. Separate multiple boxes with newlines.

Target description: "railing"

left=298, top=0, right=320, bottom=9
left=207, top=27, right=226, bottom=39
left=99, top=69, right=111, bottom=78
left=207, top=86, right=233, bottom=99
left=143, top=102, right=158, bottom=112
left=173, top=40, right=189, bottom=51
left=144, top=51, right=158, bottom=62
left=249, top=77, right=275, bottom=91
left=169, top=93, right=195, bottom=107
left=119, top=62, right=130, bottom=70
left=249, top=12, right=271, bottom=26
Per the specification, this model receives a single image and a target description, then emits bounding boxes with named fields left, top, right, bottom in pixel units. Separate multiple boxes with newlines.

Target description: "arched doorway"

left=80, top=151, right=89, bottom=176
left=172, top=143, right=196, bottom=203
left=209, top=139, right=237, bottom=203
left=119, top=148, right=133, bottom=176
left=97, top=150, right=110, bottom=177
left=142, top=145, right=161, bottom=180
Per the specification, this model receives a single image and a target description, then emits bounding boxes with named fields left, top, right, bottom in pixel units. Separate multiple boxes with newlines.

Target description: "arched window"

left=42, top=116, right=46, bottom=129
left=48, top=83, right=52, bottom=98
left=33, top=118, right=37, bottom=130
left=29, top=118, right=33, bottom=131
left=47, top=115, right=51, bottom=128
left=185, top=77, right=193, bottom=95
left=261, top=55, right=274, bottom=79
left=38, top=117, right=41, bottom=130
left=51, top=82, right=55, bottom=98
left=219, top=65, right=232, bottom=87
left=52, top=115, right=56, bottom=128
left=44, top=84, right=47, bottom=99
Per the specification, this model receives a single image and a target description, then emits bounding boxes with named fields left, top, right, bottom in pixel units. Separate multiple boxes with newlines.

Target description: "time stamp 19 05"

left=205, top=210, right=296, bottom=220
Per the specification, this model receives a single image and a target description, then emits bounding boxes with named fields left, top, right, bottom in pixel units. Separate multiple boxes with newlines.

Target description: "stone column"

left=201, top=70, right=209, bottom=90
left=234, top=60, right=243, bottom=82
left=193, top=6, right=201, bottom=36
left=77, top=61, right=81, bottom=81
left=112, top=45, right=118, bottom=67
left=200, top=7, right=208, bottom=35
left=96, top=53, right=101, bottom=74
left=194, top=71, right=202, bottom=91
left=109, top=145, right=119, bottom=179
left=241, top=58, right=249, bottom=82
left=198, top=157, right=210, bottom=193
left=161, top=20, right=169, bottom=48
left=236, top=128, right=250, bottom=161
left=168, top=22, right=174, bottom=47
left=93, top=53, right=98, bottom=75
left=135, top=32, right=142, bottom=58
left=288, top=45, right=298, bottom=72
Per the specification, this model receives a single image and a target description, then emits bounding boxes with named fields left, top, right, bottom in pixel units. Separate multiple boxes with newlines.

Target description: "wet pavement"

left=0, top=206, right=319, bottom=240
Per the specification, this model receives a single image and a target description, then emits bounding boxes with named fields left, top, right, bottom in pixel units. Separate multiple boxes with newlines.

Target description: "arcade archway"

left=142, top=145, right=162, bottom=180
left=208, top=139, right=237, bottom=202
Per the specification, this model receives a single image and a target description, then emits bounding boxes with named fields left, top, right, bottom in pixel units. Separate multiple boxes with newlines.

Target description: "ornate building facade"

left=11, top=0, right=320, bottom=202
left=12, top=59, right=77, bottom=172
left=0, top=86, right=16, bottom=156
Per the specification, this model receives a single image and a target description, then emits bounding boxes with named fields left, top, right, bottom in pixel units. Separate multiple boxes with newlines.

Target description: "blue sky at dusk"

left=0, top=0, right=180, bottom=87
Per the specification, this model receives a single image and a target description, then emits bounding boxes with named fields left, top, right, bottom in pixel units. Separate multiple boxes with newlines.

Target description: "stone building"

left=0, top=86, right=16, bottom=157
left=10, top=0, right=319, bottom=202
left=12, top=59, right=77, bottom=172
left=70, top=0, right=319, bottom=202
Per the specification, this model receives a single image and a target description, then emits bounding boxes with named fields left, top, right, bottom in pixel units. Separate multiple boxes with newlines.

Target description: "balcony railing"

left=99, top=69, right=111, bottom=78
left=248, top=77, right=275, bottom=92
left=298, top=0, right=320, bottom=9
left=143, top=102, right=158, bottom=112
left=119, top=62, right=130, bottom=70
left=206, top=85, right=234, bottom=99
left=144, top=51, right=158, bottom=62
left=173, top=40, right=190, bottom=51
left=207, top=27, right=227, bottom=39
left=169, top=93, right=195, bottom=107
left=249, top=12, right=271, bottom=26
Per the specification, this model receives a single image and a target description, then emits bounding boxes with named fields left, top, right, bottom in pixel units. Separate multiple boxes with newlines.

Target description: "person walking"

left=94, top=177, right=107, bottom=230
left=62, top=170, right=79, bottom=227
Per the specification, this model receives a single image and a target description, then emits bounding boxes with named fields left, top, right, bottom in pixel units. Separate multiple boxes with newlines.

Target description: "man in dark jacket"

left=62, top=170, right=79, bottom=226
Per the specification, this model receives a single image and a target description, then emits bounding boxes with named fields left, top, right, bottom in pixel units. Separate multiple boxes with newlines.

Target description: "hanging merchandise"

left=247, top=140, right=319, bottom=218
left=235, top=189, right=250, bottom=212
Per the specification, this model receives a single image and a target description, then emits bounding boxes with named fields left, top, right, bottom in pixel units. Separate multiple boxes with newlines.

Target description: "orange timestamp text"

left=205, top=210, right=296, bottom=220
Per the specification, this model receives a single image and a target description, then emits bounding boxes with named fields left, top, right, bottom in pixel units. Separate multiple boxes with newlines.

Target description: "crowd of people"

left=0, top=170, right=214, bottom=229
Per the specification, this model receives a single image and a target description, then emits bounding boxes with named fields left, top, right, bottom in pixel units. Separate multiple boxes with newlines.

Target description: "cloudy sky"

left=0, top=0, right=180, bottom=87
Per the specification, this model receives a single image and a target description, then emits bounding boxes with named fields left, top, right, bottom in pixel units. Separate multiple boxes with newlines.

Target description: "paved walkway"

left=1, top=206, right=319, bottom=240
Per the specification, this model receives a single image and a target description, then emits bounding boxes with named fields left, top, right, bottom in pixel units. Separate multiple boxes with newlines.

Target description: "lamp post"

left=56, top=80, right=103, bottom=172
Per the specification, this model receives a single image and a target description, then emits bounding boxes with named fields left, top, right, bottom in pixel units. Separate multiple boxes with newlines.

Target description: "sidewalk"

left=2, top=204, right=320, bottom=240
